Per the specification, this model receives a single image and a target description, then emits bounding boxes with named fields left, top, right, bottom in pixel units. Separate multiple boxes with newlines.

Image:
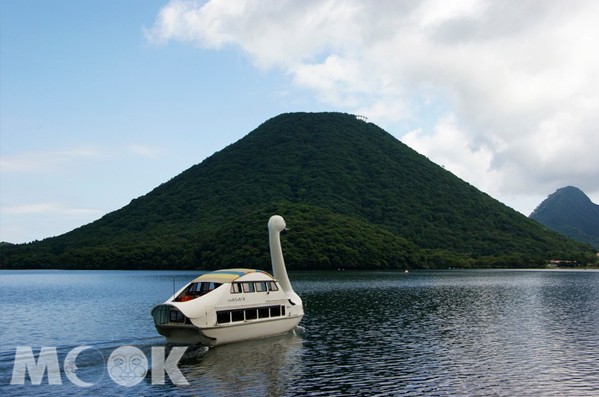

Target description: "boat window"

left=216, top=311, right=231, bottom=324
left=175, top=284, right=196, bottom=302
left=152, top=305, right=169, bottom=325
left=230, top=283, right=242, bottom=294
left=245, top=309, right=258, bottom=320
left=176, top=282, right=222, bottom=301
left=255, top=282, right=268, bottom=292
left=231, top=310, right=245, bottom=322
left=242, top=282, right=255, bottom=293
left=258, top=307, right=270, bottom=318
left=197, top=282, right=221, bottom=295
left=268, top=282, right=278, bottom=291
left=216, top=305, right=287, bottom=324
left=270, top=306, right=281, bottom=317
left=169, top=310, right=185, bottom=323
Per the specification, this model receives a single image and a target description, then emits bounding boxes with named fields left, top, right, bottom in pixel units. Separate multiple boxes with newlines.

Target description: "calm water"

left=1, top=269, right=598, bottom=396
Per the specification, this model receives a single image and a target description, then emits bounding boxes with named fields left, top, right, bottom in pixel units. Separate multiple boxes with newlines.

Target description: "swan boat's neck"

left=268, top=215, right=301, bottom=304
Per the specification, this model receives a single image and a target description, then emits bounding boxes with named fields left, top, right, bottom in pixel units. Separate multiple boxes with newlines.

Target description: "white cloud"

left=403, top=115, right=497, bottom=186
left=1, top=144, right=162, bottom=174
left=0, top=203, right=105, bottom=243
left=0, top=142, right=168, bottom=242
left=148, top=0, right=599, bottom=213
left=0, top=147, right=102, bottom=173
left=146, top=0, right=365, bottom=69
left=1, top=203, right=103, bottom=217
left=127, top=144, right=162, bottom=158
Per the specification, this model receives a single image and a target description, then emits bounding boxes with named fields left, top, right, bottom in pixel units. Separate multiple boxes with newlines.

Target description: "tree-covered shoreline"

left=1, top=113, right=596, bottom=270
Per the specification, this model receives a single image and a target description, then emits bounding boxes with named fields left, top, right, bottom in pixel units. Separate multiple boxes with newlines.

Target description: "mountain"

left=1, top=112, right=595, bottom=270
left=530, top=186, right=599, bottom=249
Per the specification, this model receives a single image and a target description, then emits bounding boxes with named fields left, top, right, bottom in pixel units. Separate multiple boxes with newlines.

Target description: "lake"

left=1, top=269, right=598, bottom=396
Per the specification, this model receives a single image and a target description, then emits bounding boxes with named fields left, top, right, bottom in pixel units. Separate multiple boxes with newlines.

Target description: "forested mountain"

left=1, top=113, right=595, bottom=269
left=530, top=186, right=599, bottom=249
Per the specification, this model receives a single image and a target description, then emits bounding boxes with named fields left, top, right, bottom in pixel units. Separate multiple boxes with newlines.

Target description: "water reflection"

left=292, top=270, right=599, bottom=396
left=1, top=270, right=598, bottom=396
left=180, top=332, right=304, bottom=396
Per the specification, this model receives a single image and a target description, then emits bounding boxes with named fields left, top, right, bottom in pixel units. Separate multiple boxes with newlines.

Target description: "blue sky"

left=2, top=0, right=599, bottom=243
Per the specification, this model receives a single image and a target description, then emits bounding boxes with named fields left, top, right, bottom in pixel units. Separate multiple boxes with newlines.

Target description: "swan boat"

left=151, top=215, right=304, bottom=346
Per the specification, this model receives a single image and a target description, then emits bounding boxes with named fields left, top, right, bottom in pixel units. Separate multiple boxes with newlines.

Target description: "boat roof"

left=191, top=268, right=273, bottom=284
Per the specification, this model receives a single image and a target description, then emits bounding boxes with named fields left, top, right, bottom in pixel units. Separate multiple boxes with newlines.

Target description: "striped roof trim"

left=192, top=268, right=272, bottom=283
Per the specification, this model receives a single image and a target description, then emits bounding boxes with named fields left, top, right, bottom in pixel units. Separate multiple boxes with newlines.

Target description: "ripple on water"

left=1, top=270, right=598, bottom=396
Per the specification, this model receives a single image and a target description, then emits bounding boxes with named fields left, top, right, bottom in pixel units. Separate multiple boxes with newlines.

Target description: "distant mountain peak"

left=530, top=186, right=599, bottom=249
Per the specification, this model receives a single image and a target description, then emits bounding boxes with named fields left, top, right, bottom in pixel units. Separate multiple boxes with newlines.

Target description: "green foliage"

left=1, top=112, right=595, bottom=269
left=192, top=203, right=422, bottom=270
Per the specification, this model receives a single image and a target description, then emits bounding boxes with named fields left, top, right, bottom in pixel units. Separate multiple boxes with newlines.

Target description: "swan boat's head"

left=268, top=215, right=286, bottom=233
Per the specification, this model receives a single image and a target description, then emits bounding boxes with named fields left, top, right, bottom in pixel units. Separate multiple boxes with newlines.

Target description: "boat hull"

left=156, top=315, right=303, bottom=346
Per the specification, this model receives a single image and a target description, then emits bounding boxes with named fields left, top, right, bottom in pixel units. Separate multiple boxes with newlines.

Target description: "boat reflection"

left=179, top=329, right=304, bottom=395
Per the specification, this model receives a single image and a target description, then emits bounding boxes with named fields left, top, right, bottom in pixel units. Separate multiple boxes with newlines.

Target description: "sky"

left=1, top=0, right=599, bottom=244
